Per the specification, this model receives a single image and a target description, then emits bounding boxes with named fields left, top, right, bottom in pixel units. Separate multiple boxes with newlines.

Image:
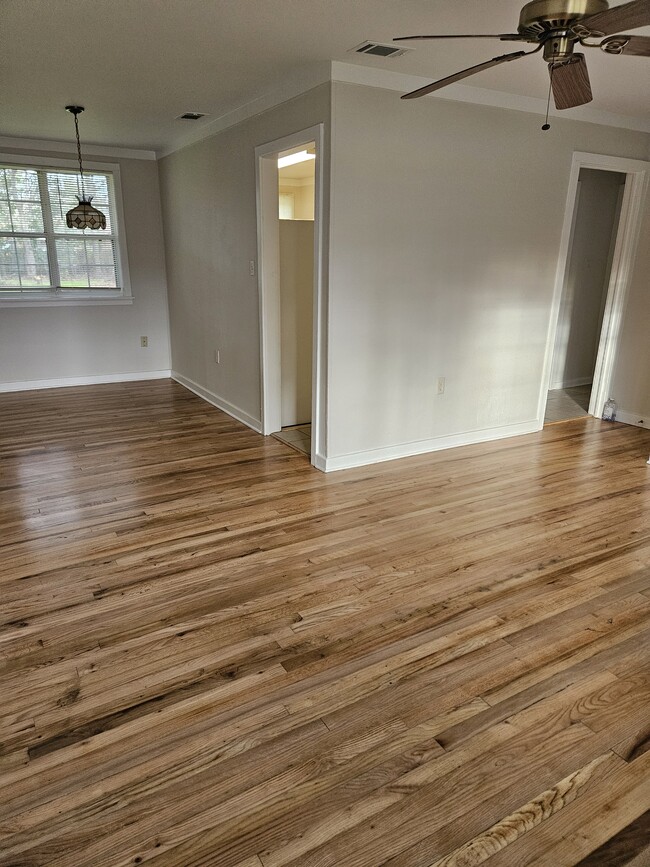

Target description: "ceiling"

left=2, top=0, right=649, bottom=153
left=279, top=159, right=316, bottom=182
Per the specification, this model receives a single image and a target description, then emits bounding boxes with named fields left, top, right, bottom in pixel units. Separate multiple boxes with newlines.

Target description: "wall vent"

left=351, top=41, right=412, bottom=59
left=177, top=112, right=207, bottom=121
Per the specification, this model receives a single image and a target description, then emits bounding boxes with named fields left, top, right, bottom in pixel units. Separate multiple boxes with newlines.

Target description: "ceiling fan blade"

left=600, top=33, right=650, bottom=54
left=577, top=0, right=650, bottom=36
left=550, top=54, right=593, bottom=109
left=394, top=34, right=524, bottom=42
left=401, top=50, right=528, bottom=99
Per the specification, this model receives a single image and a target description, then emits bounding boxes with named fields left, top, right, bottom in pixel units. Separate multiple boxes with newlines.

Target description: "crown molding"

left=157, top=62, right=332, bottom=159
left=0, top=135, right=157, bottom=160
left=278, top=176, right=313, bottom=188
left=330, top=61, right=650, bottom=134
left=8, top=55, right=644, bottom=165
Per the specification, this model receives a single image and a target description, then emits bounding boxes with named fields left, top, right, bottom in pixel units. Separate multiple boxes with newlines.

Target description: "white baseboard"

left=549, top=377, right=593, bottom=390
left=322, top=418, right=540, bottom=472
left=0, top=369, right=171, bottom=393
left=615, top=409, right=649, bottom=429
left=312, top=452, right=328, bottom=472
left=171, top=371, right=262, bottom=433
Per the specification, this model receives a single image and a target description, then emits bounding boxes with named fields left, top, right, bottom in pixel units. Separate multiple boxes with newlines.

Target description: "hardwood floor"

left=1, top=379, right=649, bottom=867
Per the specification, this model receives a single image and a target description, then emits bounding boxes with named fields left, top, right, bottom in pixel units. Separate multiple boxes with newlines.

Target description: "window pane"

left=279, top=193, right=295, bottom=220
left=1, top=168, right=41, bottom=201
left=56, top=238, right=117, bottom=288
left=47, top=171, right=113, bottom=234
left=0, top=237, right=17, bottom=266
left=0, top=202, right=12, bottom=232
left=89, top=267, right=118, bottom=288
left=0, top=267, right=20, bottom=288
left=0, top=237, right=50, bottom=288
left=8, top=201, right=44, bottom=233
left=0, top=168, right=44, bottom=233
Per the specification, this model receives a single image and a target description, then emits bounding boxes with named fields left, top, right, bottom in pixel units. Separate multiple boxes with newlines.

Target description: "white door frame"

left=539, top=151, right=649, bottom=423
left=255, top=124, right=327, bottom=469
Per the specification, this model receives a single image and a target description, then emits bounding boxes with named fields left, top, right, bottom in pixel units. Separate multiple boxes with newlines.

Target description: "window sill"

left=0, top=297, right=133, bottom=308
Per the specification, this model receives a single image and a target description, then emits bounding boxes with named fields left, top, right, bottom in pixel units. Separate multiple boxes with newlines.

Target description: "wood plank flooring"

left=1, top=379, right=649, bottom=866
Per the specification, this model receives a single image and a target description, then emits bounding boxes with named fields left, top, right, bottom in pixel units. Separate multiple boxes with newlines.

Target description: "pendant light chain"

left=72, top=111, right=87, bottom=200
left=64, top=105, right=107, bottom=230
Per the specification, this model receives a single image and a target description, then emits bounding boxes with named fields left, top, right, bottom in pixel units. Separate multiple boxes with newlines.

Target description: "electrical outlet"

left=249, top=259, right=255, bottom=276
left=140, top=336, right=148, bottom=348
left=214, top=349, right=220, bottom=364
left=437, top=377, right=445, bottom=395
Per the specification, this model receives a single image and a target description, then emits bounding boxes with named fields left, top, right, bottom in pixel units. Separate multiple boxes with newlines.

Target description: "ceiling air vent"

left=351, top=41, right=412, bottom=59
left=177, top=112, right=207, bottom=121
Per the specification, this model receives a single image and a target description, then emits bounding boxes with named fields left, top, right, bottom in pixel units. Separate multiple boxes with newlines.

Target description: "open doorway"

left=540, top=152, right=649, bottom=428
left=545, top=168, right=625, bottom=424
left=255, top=125, right=326, bottom=468
left=273, top=145, right=315, bottom=456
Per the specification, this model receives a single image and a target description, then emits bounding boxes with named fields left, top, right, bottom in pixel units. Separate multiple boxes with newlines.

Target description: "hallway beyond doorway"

left=545, top=385, right=591, bottom=424
left=272, top=423, right=311, bottom=455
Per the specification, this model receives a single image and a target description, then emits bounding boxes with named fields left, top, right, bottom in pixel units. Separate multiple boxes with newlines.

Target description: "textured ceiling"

left=2, top=0, right=649, bottom=152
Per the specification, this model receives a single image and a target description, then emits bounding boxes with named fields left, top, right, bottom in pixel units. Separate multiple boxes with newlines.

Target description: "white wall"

left=280, top=220, right=313, bottom=426
left=0, top=148, right=171, bottom=387
left=326, top=82, right=650, bottom=466
left=550, top=168, right=625, bottom=390
left=158, top=84, right=330, bottom=429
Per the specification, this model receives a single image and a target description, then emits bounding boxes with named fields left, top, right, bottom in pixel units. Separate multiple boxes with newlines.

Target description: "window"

left=279, top=192, right=295, bottom=220
left=0, top=156, right=130, bottom=304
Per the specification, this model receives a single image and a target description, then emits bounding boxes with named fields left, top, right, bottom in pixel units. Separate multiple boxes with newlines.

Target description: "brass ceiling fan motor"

left=394, top=0, right=650, bottom=109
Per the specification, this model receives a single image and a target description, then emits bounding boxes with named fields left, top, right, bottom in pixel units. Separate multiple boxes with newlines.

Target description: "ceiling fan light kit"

left=394, top=0, right=650, bottom=126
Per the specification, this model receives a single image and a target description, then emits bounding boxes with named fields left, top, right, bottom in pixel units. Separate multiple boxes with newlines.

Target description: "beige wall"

left=550, top=168, right=625, bottom=390
left=279, top=181, right=315, bottom=221
left=159, top=84, right=330, bottom=427
left=327, top=82, right=650, bottom=462
left=0, top=150, right=171, bottom=386
left=280, top=220, right=313, bottom=426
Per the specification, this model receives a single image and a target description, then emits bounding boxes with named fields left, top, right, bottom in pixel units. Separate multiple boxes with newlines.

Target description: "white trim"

left=256, top=150, right=281, bottom=435
left=171, top=371, right=263, bottom=433
left=589, top=166, right=648, bottom=418
left=0, top=136, right=156, bottom=160
left=548, top=376, right=593, bottom=390
left=0, top=370, right=171, bottom=393
left=158, top=66, right=331, bottom=159
left=255, top=124, right=327, bottom=468
left=538, top=151, right=649, bottom=425
left=615, top=410, right=649, bottom=430
left=0, top=152, right=125, bottom=172
left=278, top=176, right=314, bottom=189
left=0, top=298, right=133, bottom=308
left=322, top=419, right=540, bottom=473
left=312, top=453, right=328, bottom=473
left=330, top=62, right=650, bottom=134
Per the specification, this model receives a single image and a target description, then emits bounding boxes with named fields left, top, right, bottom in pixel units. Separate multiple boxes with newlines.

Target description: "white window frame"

left=0, top=152, right=132, bottom=307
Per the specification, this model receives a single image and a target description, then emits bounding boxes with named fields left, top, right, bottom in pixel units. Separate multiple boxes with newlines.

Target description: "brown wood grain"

left=1, top=379, right=649, bottom=866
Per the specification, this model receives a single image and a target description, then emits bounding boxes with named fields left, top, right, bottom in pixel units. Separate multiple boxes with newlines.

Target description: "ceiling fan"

left=394, top=0, right=650, bottom=111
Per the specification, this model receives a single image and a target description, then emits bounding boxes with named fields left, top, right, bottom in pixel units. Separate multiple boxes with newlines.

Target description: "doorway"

left=273, top=144, right=315, bottom=456
left=255, top=125, right=326, bottom=468
left=540, top=152, right=649, bottom=427
left=545, top=168, right=625, bottom=423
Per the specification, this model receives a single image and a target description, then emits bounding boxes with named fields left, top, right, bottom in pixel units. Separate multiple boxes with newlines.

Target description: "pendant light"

left=65, top=105, right=106, bottom=230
